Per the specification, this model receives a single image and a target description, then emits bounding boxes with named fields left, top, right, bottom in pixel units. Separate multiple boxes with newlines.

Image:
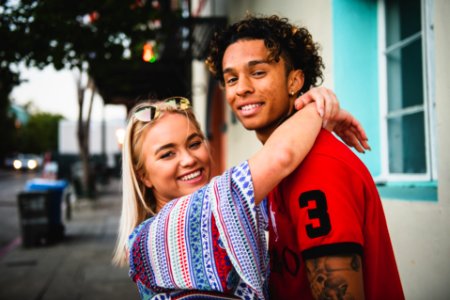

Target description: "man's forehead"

left=224, top=39, right=268, bottom=54
left=222, top=39, right=281, bottom=68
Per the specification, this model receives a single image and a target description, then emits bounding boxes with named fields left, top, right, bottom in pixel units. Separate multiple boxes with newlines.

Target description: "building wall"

left=58, top=120, right=125, bottom=156
left=333, top=0, right=381, bottom=175
left=191, top=60, right=209, bottom=133
left=435, top=4, right=450, bottom=200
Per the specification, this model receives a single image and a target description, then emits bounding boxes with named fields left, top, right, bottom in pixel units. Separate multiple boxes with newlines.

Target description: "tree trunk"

left=76, top=73, right=96, bottom=199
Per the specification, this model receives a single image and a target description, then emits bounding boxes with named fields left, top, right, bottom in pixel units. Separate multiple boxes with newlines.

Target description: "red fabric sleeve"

left=283, top=153, right=366, bottom=254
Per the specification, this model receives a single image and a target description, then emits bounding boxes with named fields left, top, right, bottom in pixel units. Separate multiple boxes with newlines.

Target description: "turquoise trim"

left=380, top=180, right=438, bottom=188
left=377, top=186, right=437, bottom=202
left=377, top=180, right=437, bottom=201
left=332, top=0, right=380, bottom=176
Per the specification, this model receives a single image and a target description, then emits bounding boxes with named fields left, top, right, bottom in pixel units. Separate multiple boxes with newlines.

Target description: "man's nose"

left=236, top=76, right=254, bottom=96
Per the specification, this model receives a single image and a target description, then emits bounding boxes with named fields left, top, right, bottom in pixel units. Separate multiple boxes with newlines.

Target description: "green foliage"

left=16, top=112, right=64, bottom=154
left=1, top=0, right=181, bottom=71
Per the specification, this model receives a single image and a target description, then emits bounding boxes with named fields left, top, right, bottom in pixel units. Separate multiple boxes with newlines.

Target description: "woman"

left=113, top=95, right=368, bottom=299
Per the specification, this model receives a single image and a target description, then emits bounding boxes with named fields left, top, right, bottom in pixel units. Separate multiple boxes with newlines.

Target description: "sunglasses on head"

left=133, top=97, right=191, bottom=122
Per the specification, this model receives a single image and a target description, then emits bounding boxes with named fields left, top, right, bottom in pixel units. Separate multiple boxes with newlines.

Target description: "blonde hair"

left=112, top=99, right=205, bottom=267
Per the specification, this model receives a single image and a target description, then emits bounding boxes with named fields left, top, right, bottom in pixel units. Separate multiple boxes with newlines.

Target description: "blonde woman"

left=113, top=95, right=368, bottom=299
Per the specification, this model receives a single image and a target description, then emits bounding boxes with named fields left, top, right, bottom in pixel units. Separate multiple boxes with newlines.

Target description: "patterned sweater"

left=128, top=161, right=269, bottom=300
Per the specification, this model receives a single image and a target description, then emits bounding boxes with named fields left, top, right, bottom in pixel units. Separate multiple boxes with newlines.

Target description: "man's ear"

left=288, top=69, right=304, bottom=95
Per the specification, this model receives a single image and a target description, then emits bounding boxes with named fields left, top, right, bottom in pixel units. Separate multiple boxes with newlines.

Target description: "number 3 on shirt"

left=299, top=190, right=331, bottom=238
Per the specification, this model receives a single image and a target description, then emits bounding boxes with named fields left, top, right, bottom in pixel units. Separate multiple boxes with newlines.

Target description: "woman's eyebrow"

left=186, top=133, right=202, bottom=142
left=154, top=143, right=175, bottom=155
left=154, top=133, right=201, bottom=155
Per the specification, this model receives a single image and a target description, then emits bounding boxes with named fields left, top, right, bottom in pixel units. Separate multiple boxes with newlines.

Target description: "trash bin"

left=17, top=179, right=68, bottom=247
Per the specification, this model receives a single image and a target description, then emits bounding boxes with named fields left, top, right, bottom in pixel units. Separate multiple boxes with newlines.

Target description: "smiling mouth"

left=239, top=103, right=263, bottom=111
left=179, top=170, right=202, bottom=181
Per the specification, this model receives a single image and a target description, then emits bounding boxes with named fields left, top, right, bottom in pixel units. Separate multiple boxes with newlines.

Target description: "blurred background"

left=0, top=0, right=449, bottom=299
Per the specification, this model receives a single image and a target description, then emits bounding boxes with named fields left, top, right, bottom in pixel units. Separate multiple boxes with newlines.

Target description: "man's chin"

left=233, top=115, right=255, bottom=129
left=237, top=117, right=270, bottom=131
left=240, top=122, right=260, bottom=131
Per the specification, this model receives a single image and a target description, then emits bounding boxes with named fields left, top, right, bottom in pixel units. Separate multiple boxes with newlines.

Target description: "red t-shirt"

left=268, top=130, right=404, bottom=299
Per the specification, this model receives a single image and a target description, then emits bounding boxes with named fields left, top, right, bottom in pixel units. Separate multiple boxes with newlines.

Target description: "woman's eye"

left=189, top=141, right=202, bottom=149
left=160, top=151, right=174, bottom=159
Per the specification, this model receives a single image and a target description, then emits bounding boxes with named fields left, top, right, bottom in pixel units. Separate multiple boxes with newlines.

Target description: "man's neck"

left=256, top=127, right=276, bottom=144
left=256, top=109, right=296, bottom=144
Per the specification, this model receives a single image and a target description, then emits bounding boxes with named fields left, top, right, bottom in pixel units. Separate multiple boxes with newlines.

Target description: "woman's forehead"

left=144, top=113, right=199, bottom=147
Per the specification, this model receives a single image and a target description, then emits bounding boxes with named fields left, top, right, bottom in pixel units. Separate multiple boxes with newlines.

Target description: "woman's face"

left=140, top=112, right=211, bottom=209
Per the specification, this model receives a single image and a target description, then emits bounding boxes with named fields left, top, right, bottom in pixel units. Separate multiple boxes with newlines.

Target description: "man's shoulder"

left=312, top=129, right=353, bottom=153
left=286, top=129, right=372, bottom=182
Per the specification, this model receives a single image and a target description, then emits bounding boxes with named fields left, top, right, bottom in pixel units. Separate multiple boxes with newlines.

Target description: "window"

left=379, top=0, right=436, bottom=181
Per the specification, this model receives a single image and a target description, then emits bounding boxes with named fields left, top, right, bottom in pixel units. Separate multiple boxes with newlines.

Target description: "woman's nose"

left=179, top=150, right=196, bottom=167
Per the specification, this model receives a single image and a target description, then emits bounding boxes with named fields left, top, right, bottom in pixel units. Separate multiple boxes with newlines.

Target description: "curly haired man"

left=206, top=14, right=404, bottom=300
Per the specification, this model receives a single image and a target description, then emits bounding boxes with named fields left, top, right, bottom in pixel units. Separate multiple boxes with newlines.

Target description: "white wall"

left=190, top=0, right=224, bottom=143
left=58, top=120, right=125, bottom=156
left=435, top=0, right=450, bottom=209
left=383, top=199, right=450, bottom=299
left=191, top=60, right=209, bottom=134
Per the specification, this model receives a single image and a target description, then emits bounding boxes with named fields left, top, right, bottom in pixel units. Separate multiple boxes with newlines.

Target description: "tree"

left=0, top=68, right=20, bottom=164
left=1, top=0, right=183, bottom=197
left=16, top=110, right=64, bottom=154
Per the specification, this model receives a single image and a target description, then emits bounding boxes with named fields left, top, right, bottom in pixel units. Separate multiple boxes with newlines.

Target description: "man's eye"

left=253, top=70, right=266, bottom=77
left=225, top=77, right=237, bottom=85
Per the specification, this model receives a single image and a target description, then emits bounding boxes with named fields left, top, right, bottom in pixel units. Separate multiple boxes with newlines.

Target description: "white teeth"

left=240, top=103, right=260, bottom=111
left=180, top=170, right=201, bottom=181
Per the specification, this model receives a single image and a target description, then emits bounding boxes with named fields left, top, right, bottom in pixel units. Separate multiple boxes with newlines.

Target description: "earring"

left=289, top=91, right=295, bottom=96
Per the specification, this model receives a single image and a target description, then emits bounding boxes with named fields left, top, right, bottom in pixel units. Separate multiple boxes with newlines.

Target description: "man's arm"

left=285, top=136, right=368, bottom=299
left=305, top=254, right=365, bottom=299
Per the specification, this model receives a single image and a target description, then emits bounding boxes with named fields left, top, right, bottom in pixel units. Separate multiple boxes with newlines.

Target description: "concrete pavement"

left=0, top=178, right=139, bottom=300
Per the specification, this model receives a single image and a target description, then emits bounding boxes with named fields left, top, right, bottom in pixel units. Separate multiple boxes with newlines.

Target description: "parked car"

left=4, top=154, right=43, bottom=171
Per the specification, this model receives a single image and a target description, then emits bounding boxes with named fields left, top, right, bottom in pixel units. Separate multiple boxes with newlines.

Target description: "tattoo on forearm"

left=305, top=254, right=361, bottom=300
left=350, top=255, right=360, bottom=272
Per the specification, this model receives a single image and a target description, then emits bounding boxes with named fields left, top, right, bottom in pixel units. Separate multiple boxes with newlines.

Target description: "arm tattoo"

left=305, top=254, right=361, bottom=300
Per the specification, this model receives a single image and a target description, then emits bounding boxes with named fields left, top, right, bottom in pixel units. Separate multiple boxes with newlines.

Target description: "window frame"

left=377, top=0, right=436, bottom=182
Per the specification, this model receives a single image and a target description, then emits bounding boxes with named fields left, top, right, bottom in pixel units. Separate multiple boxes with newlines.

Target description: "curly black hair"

left=205, top=14, right=324, bottom=95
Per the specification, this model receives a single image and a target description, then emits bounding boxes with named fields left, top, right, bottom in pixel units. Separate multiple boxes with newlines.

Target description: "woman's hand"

left=294, top=87, right=339, bottom=125
left=294, top=87, right=370, bottom=153
left=326, top=109, right=371, bottom=153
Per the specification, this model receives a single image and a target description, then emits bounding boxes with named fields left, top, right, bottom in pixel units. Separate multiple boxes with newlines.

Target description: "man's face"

left=222, top=39, right=295, bottom=142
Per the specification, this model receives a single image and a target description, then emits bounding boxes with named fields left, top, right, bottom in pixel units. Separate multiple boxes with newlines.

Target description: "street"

left=0, top=169, right=38, bottom=249
left=0, top=176, right=139, bottom=299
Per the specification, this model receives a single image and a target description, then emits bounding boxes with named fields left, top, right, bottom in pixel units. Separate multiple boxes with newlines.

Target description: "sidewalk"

left=0, top=178, right=138, bottom=300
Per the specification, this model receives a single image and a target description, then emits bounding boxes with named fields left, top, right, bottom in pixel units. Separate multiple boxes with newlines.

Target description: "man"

left=206, top=15, right=404, bottom=299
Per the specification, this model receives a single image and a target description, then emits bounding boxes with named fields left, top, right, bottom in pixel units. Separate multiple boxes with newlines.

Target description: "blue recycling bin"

left=18, top=179, right=69, bottom=247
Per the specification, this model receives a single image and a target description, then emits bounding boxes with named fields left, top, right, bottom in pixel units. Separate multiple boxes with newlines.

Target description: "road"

left=0, top=169, right=38, bottom=249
